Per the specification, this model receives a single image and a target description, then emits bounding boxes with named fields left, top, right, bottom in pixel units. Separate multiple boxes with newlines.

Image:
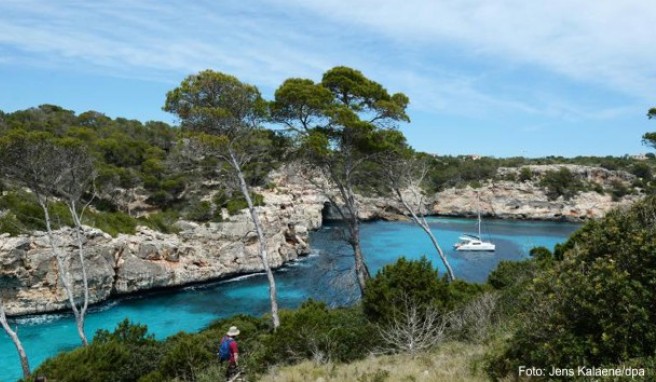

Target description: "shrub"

left=84, top=211, right=138, bottom=236
left=214, top=192, right=265, bottom=216
left=265, top=301, right=378, bottom=365
left=363, top=257, right=448, bottom=323
left=140, top=211, right=180, bottom=234
left=0, top=191, right=72, bottom=234
left=183, top=200, right=213, bottom=222
left=34, top=320, right=162, bottom=382
left=487, top=195, right=656, bottom=378
left=157, top=332, right=215, bottom=381
left=0, top=212, right=22, bottom=236
left=518, top=167, right=532, bottom=182
left=631, top=162, right=652, bottom=180
left=540, top=167, right=583, bottom=200
left=363, top=257, right=480, bottom=324
left=610, top=179, right=629, bottom=201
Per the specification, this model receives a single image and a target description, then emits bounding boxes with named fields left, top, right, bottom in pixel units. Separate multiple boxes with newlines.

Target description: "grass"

left=257, top=342, right=490, bottom=382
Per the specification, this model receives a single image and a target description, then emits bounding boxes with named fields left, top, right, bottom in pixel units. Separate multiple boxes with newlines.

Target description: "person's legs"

left=226, top=362, right=238, bottom=380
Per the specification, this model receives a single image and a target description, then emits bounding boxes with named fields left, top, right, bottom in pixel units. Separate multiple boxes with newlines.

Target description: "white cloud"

left=0, top=0, right=650, bottom=124
left=0, top=0, right=334, bottom=86
left=269, top=0, right=656, bottom=100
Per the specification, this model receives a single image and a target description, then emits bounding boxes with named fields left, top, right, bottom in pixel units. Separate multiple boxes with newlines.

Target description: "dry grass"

left=257, top=341, right=490, bottom=382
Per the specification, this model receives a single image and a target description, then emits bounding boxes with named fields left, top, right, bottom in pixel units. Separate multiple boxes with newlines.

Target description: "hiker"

left=219, top=326, right=240, bottom=380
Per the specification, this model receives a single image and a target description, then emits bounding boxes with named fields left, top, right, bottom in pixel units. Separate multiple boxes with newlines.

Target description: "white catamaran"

left=454, top=193, right=495, bottom=252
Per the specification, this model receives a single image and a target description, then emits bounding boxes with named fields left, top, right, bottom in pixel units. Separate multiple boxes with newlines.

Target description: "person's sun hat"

left=227, top=326, right=240, bottom=336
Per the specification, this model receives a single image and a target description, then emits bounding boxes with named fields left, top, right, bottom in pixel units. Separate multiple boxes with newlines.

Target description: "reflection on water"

left=0, top=217, right=579, bottom=381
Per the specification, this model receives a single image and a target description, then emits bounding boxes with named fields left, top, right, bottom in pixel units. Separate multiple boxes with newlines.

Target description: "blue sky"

left=1, top=0, right=654, bottom=157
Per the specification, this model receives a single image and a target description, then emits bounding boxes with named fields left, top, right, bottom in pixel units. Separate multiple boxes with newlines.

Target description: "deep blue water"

left=0, top=218, right=579, bottom=381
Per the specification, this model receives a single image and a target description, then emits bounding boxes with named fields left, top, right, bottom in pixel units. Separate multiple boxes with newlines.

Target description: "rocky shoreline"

left=0, top=164, right=643, bottom=316
left=0, top=183, right=326, bottom=316
left=431, top=165, right=641, bottom=221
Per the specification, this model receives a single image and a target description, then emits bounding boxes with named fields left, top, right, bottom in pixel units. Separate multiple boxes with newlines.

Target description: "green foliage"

left=609, top=179, right=629, bottom=201
left=139, top=211, right=180, bottom=234
left=487, top=261, right=533, bottom=291
left=0, top=190, right=152, bottom=236
left=631, top=162, right=653, bottom=180
left=518, top=167, right=532, bottom=182
left=213, top=191, right=264, bottom=216
left=264, top=300, right=378, bottom=366
left=84, top=211, right=138, bottom=236
left=0, top=105, right=189, bottom=232
left=643, top=132, right=656, bottom=150
left=363, top=257, right=480, bottom=323
left=182, top=200, right=213, bottom=222
left=33, top=303, right=385, bottom=382
left=0, top=212, right=22, bottom=236
left=34, top=320, right=162, bottom=382
left=488, top=195, right=656, bottom=378
left=363, top=257, right=445, bottom=323
left=423, top=156, right=499, bottom=191
left=539, top=167, right=583, bottom=200
left=157, top=332, right=216, bottom=381
left=528, top=246, right=554, bottom=265
left=0, top=191, right=71, bottom=233
left=486, top=259, right=543, bottom=320
left=164, top=70, right=268, bottom=135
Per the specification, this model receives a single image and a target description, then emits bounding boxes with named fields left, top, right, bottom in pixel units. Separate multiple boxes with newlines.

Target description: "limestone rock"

left=0, top=181, right=324, bottom=316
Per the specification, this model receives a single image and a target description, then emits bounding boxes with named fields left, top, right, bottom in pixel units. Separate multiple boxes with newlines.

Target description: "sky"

left=0, top=0, right=655, bottom=157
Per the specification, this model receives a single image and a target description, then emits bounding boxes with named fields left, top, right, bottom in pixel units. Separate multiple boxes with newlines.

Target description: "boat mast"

left=477, top=191, right=481, bottom=239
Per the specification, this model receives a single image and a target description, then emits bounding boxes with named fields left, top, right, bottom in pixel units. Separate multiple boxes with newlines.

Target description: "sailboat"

left=454, top=192, right=495, bottom=252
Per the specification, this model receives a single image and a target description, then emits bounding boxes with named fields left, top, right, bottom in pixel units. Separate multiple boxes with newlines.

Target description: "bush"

left=0, top=212, right=22, bottom=236
left=214, top=191, right=265, bottom=216
left=363, top=257, right=448, bottom=323
left=265, top=301, right=378, bottom=365
left=610, top=179, right=629, bottom=201
left=34, top=320, right=162, bottom=382
left=183, top=200, right=213, bottom=222
left=518, top=167, right=532, bottom=182
left=140, top=211, right=180, bottom=234
left=540, top=167, right=583, bottom=200
left=0, top=190, right=147, bottom=237
left=487, top=195, right=656, bottom=378
left=84, top=211, right=138, bottom=236
left=0, top=191, right=73, bottom=234
left=631, top=162, right=653, bottom=180
left=157, top=332, right=215, bottom=381
left=363, top=257, right=481, bottom=324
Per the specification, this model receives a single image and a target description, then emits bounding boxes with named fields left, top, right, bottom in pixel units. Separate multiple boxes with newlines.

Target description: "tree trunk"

left=68, top=200, right=90, bottom=345
left=0, top=298, right=31, bottom=379
left=397, top=191, right=455, bottom=282
left=38, top=197, right=88, bottom=346
left=349, top=219, right=371, bottom=295
left=229, top=151, right=280, bottom=329
left=329, top=179, right=371, bottom=296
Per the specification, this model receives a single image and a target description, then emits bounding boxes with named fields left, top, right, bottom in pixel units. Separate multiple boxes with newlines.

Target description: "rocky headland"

left=0, top=164, right=643, bottom=316
left=432, top=165, right=641, bottom=221
left=0, top=182, right=325, bottom=316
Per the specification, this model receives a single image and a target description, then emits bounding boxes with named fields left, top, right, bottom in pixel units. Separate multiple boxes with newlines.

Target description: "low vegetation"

left=259, top=342, right=489, bottom=382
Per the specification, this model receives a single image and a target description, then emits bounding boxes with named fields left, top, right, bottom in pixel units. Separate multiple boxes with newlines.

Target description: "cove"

left=0, top=217, right=579, bottom=381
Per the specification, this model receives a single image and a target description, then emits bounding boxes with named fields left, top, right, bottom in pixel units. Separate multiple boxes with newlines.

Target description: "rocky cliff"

left=432, top=165, right=641, bottom=221
left=0, top=184, right=325, bottom=316
left=0, top=164, right=643, bottom=315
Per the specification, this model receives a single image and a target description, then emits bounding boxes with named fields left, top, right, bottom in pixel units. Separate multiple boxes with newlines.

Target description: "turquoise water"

left=0, top=218, right=579, bottom=381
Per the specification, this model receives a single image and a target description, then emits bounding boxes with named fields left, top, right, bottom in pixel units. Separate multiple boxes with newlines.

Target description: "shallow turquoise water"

left=0, top=218, right=579, bottom=381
